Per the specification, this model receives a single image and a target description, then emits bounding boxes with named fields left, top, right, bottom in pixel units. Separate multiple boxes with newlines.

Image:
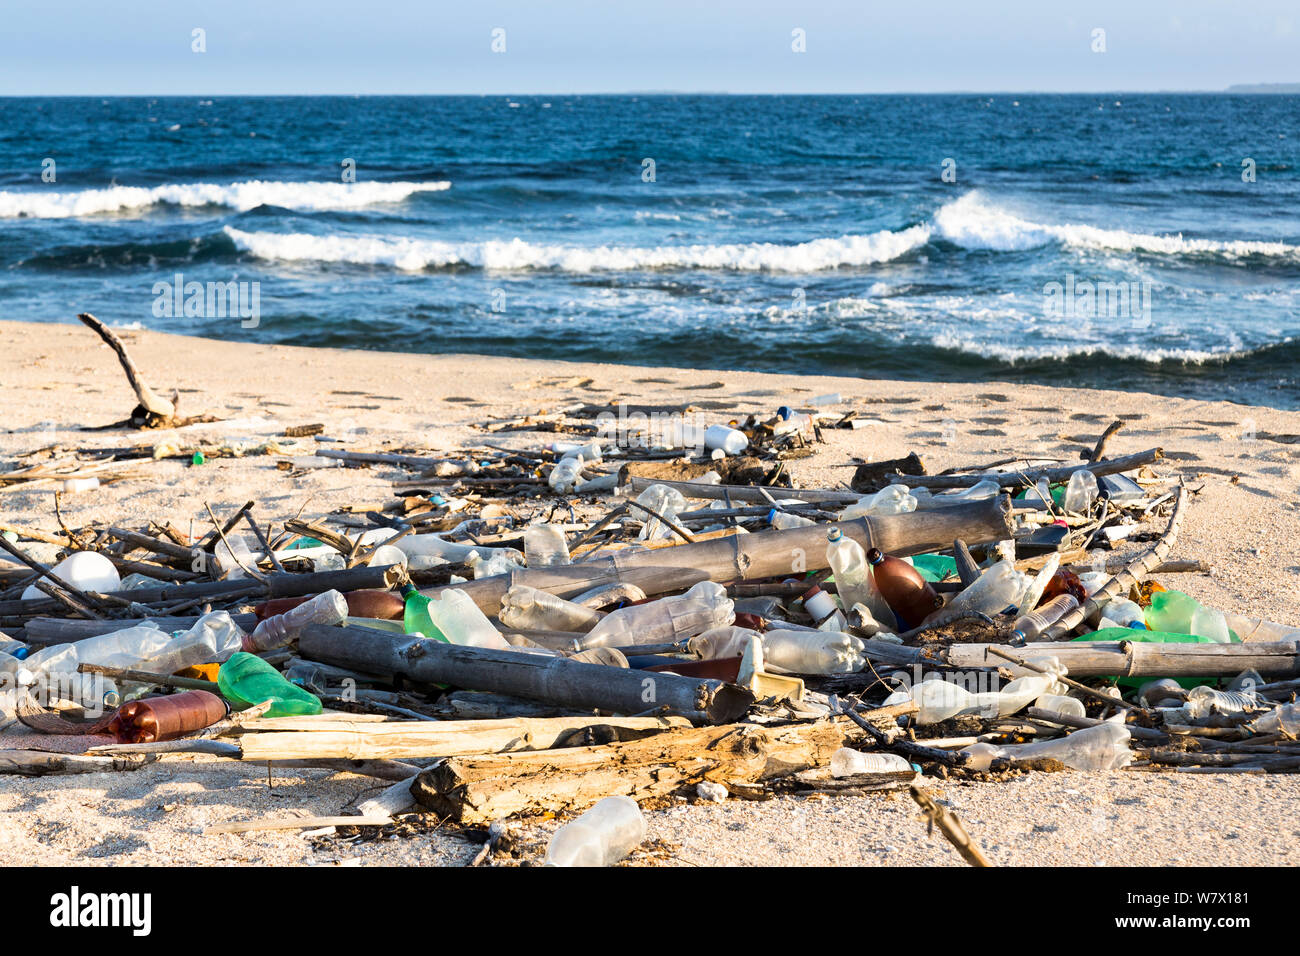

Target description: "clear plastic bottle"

left=549, top=440, right=603, bottom=461
left=548, top=455, right=586, bottom=494
left=1189, top=606, right=1231, bottom=644
left=760, top=629, right=866, bottom=675
left=768, top=509, right=815, bottom=530
left=944, top=559, right=1027, bottom=617
left=422, top=588, right=510, bottom=649
left=1098, top=596, right=1146, bottom=630
left=840, top=484, right=918, bottom=519
left=1247, top=702, right=1300, bottom=736
left=830, top=748, right=914, bottom=776
left=634, top=484, right=687, bottom=540
left=1033, top=694, right=1086, bottom=719
left=1062, top=469, right=1099, bottom=513
left=524, top=524, right=571, bottom=567
left=825, top=528, right=896, bottom=629
left=961, top=721, right=1132, bottom=771
left=243, top=590, right=348, bottom=653
left=467, top=549, right=524, bottom=579
left=393, top=532, right=521, bottom=569
left=1010, top=594, right=1080, bottom=642
left=916, top=479, right=1002, bottom=503
left=1184, top=685, right=1261, bottom=719
left=544, top=796, right=646, bottom=867
left=499, top=585, right=605, bottom=632
left=1015, top=554, right=1061, bottom=616
left=576, top=581, right=734, bottom=650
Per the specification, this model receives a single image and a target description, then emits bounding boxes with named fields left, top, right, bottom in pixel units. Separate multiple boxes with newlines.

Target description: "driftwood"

left=909, top=784, right=990, bottom=867
left=849, top=453, right=928, bottom=493
left=298, top=624, right=754, bottom=724
left=419, top=496, right=1013, bottom=616
left=938, top=639, right=1300, bottom=677
left=410, top=718, right=863, bottom=823
left=0, top=750, right=155, bottom=776
left=884, top=448, right=1163, bottom=490
left=233, top=714, right=691, bottom=761
left=1041, top=482, right=1184, bottom=641
left=77, top=312, right=176, bottom=425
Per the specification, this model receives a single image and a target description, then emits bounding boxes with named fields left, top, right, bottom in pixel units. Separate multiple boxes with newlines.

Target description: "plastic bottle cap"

left=777, top=406, right=794, bottom=420
left=826, top=527, right=842, bottom=542
left=767, top=508, right=779, bottom=523
left=866, top=548, right=883, bottom=564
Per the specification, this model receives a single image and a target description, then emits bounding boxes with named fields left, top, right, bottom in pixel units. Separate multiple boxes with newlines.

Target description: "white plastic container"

left=704, top=424, right=748, bottom=456
left=499, top=585, right=605, bottom=632
left=761, top=629, right=866, bottom=675
left=830, top=748, right=914, bottom=777
left=21, top=551, right=121, bottom=601
left=524, top=524, right=571, bottom=567
left=544, top=796, right=646, bottom=867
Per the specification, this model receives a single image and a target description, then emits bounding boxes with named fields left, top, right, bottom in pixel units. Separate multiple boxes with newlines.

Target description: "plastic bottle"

left=760, top=629, right=866, bottom=675
left=243, top=590, right=347, bottom=653
left=865, top=547, right=942, bottom=627
left=830, top=748, right=914, bottom=777
left=1184, top=685, right=1262, bottom=719
left=705, top=424, right=748, bottom=456
left=1144, top=589, right=1200, bottom=635
left=840, top=484, right=918, bottom=519
left=912, top=479, right=1002, bottom=504
left=499, top=585, right=605, bottom=632
left=801, top=586, right=842, bottom=628
left=107, top=690, right=227, bottom=743
left=544, top=796, right=646, bottom=867
left=1014, top=554, right=1060, bottom=616
left=1247, top=702, right=1300, bottom=736
left=768, top=509, right=815, bottom=530
left=943, top=559, right=1026, bottom=617
left=772, top=406, right=815, bottom=438
left=20, top=621, right=196, bottom=708
left=825, top=529, right=896, bottom=629
left=1189, top=606, right=1231, bottom=644
left=1010, top=594, right=1080, bottom=642
left=1098, top=596, right=1146, bottom=630
left=524, top=524, right=571, bottom=567
left=1062, top=470, right=1099, bottom=513
left=467, top=549, right=524, bottom=579
left=548, top=455, right=586, bottom=494
left=217, top=652, right=323, bottom=717
left=213, top=533, right=259, bottom=579
left=420, top=588, right=510, bottom=649
left=549, top=440, right=603, bottom=461
left=1033, top=694, right=1086, bottom=719
left=634, top=484, right=687, bottom=541
left=908, top=670, right=1064, bottom=724
left=390, top=532, right=520, bottom=570
left=0, top=633, right=27, bottom=660
left=21, top=551, right=121, bottom=601
left=961, top=721, right=1132, bottom=772
left=688, top=625, right=760, bottom=660
left=576, top=581, right=734, bottom=650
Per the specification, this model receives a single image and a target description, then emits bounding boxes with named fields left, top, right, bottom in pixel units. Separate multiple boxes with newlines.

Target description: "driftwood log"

left=928, top=639, right=1300, bottom=678
left=410, top=718, right=863, bottom=823
left=298, top=624, right=754, bottom=724
left=419, top=496, right=1014, bottom=616
left=77, top=312, right=176, bottom=425
left=884, top=448, right=1163, bottom=490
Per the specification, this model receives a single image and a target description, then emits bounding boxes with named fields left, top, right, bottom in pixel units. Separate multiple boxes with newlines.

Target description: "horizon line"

left=2, top=88, right=1297, bottom=98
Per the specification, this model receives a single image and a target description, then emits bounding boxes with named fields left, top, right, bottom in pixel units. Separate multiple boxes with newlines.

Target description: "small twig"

left=204, top=501, right=267, bottom=581
left=909, top=784, right=991, bottom=867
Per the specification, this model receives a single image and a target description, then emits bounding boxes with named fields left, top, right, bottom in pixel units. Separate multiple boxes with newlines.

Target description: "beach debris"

left=2, top=407, right=1299, bottom=866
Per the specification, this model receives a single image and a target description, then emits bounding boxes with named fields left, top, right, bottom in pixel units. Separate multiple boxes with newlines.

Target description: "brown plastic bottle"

left=865, top=548, right=942, bottom=627
left=107, top=690, right=228, bottom=743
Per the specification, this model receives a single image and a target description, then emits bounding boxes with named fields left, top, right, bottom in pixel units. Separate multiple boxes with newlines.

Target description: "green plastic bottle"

left=1143, top=590, right=1201, bottom=635
left=217, top=652, right=322, bottom=717
left=402, top=584, right=449, bottom=643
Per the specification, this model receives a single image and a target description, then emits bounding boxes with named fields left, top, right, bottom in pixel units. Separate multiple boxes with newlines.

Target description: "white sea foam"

left=932, top=192, right=1300, bottom=259
left=223, top=224, right=932, bottom=272
left=928, top=330, right=1269, bottom=365
left=0, top=180, right=451, bottom=219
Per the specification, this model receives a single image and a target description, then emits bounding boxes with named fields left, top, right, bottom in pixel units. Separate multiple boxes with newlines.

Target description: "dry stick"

left=77, top=312, right=175, bottom=419
left=830, top=696, right=967, bottom=767
left=33, top=580, right=105, bottom=620
left=77, top=663, right=218, bottom=691
left=204, top=501, right=266, bottom=581
left=909, top=784, right=991, bottom=867
left=568, top=503, right=629, bottom=557
left=1087, top=419, right=1125, bottom=462
left=884, top=448, right=1164, bottom=490
left=197, top=500, right=255, bottom=553
left=984, top=645, right=1140, bottom=711
left=0, top=535, right=106, bottom=614
left=242, top=512, right=286, bottom=574
left=1041, top=481, right=1186, bottom=642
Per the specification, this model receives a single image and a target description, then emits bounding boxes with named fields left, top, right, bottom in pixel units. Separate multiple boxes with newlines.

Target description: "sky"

left=1, top=0, right=1297, bottom=95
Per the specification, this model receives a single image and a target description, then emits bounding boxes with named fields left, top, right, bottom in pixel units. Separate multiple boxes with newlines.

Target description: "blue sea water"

left=1, top=94, right=1297, bottom=407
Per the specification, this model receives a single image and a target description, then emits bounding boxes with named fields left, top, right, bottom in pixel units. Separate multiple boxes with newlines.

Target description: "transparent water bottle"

left=634, top=484, right=687, bottom=541
left=1184, top=685, right=1261, bottom=719
left=688, top=625, right=760, bottom=660
left=1062, top=469, right=1099, bottom=513
left=1098, top=596, right=1146, bottom=630
left=1034, top=694, right=1086, bottom=719
left=768, top=508, right=815, bottom=530
left=961, top=721, right=1132, bottom=772
left=919, top=479, right=1002, bottom=503
left=830, top=748, right=914, bottom=776
left=548, top=455, right=586, bottom=493
left=499, top=585, right=605, bottom=632
left=244, top=590, right=347, bottom=653
left=524, top=524, right=571, bottom=567
left=467, top=549, right=524, bottom=579
left=1010, top=593, right=1079, bottom=642
left=1015, top=554, right=1061, bottom=615
left=825, top=528, right=896, bottom=629
left=1247, top=702, right=1300, bottom=736
left=545, top=796, right=646, bottom=867
left=761, top=629, right=866, bottom=675
left=576, top=580, right=734, bottom=650
left=423, top=588, right=510, bottom=649
left=549, top=440, right=603, bottom=461
left=945, top=559, right=1027, bottom=617
left=1189, top=606, right=1231, bottom=644
left=840, top=484, right=918, bottom=519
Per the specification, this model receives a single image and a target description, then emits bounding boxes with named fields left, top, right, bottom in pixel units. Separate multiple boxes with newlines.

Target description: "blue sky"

left=2, top=0, right=1297, bottom=95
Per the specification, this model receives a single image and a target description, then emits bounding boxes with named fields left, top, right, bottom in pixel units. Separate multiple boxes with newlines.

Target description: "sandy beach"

left=2, top=317, right=1299, bottom=866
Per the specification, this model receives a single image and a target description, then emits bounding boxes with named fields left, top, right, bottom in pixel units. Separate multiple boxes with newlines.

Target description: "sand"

left=2, top=317, right=1299, bottom=866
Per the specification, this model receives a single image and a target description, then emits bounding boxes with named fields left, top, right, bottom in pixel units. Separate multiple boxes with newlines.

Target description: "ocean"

left=1, top=94, right=1297, bottom=407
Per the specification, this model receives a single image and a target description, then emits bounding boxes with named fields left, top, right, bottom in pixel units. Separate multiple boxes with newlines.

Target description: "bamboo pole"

left=939, top=639, right=1300, bottom=677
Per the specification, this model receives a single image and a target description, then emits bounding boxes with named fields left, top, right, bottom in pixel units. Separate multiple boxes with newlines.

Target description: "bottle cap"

left=866, top=547, right=884, bottom=564
left=826, top=527, right=842, bottom=542
left=776, top=406, right=794, bottom=420
left=767, top=508, right=779, bottom=523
